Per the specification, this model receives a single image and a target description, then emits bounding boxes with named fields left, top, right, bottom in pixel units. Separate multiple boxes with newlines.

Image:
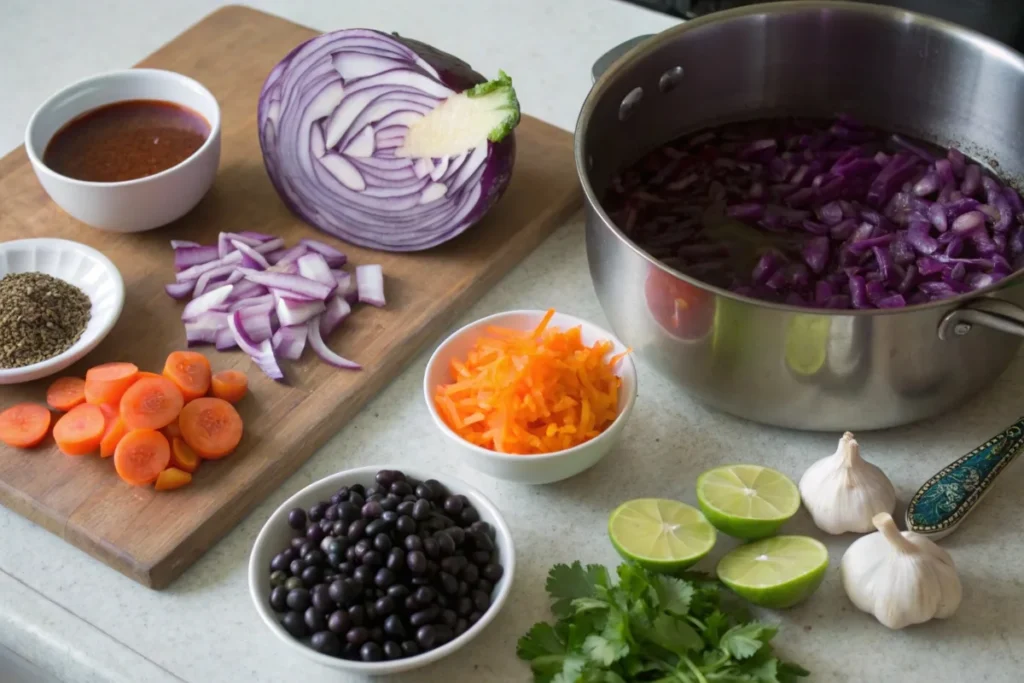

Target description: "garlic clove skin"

left=841, top=512, right=962, bottom=630
left=799, top=431, right=896, bottom=534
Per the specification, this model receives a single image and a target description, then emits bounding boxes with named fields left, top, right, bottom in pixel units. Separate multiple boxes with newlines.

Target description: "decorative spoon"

left=906, top=417, right=1024, bottom=540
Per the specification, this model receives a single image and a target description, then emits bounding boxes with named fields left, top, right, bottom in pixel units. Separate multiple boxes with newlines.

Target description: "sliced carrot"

left=209, top=369, right=248, bottom=404
left=0, top=403, right=52, bottom=448
left=432, top=308, right=628, bottom=455
left=46, top=377, right=86, bottom=412
left=137, top=371, right=164, bottom=380
left=99, top=402, right=119, bottom=422
left=53, top=403, right=106, bottom=456
left=119, top=377, right=184, bottom=430
left=178, top=397, right=243, bottom=460
left=170, top=437, right=200, bottom=474
left=163, top=417, right=182, bottom=440
left=163, top=351, right=212, bottom=402
left=84, top=363, right=140, bottom=406
left=100, top=416, right=127, bottom=458
left=154, top=467, right=192, bottom=491
left=114, top=429, right=171, bottom=486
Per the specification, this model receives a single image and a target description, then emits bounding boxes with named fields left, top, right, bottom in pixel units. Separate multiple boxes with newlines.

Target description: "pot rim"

left=574, top=0, right=1024, bottom=317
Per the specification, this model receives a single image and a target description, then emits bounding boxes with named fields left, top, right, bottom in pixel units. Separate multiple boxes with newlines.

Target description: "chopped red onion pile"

left=604, top=116, right=1024, bottom=309
left=165, top=233, right=385, bottom=379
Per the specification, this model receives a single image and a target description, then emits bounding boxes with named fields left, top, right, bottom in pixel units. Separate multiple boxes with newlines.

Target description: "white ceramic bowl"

left=424, top=310, right=638, bottom=484
left=0, top=239, right=125, bottom=385
left=24, top=69, right=221, bottom=232
left=249, top=465, right=515, bottom=676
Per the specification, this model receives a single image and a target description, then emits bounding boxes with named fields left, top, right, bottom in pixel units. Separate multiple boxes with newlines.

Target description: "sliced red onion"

left=228, top=310, right=284, bottom=380
left=238, top=308, right=274, bottom=343
left=356, top=264, right=385, bottom=307
left=176, top=254, right=239, bottom=283
left=193, top=264, right=238, bottom=298
left=171, top=239, right=201, bottom=249
left=225, top=280, right=268, bottom=301
left=232, top=240, right=271, bottom=269
left=272, top=325, right=308, bottom=360
left=228, top=294, right=275, bottom=312
left=243, top=270, right=334, bottom=300
left=184, top=311, right=227, bottom=346
left=264, top=248, right=287, bottom=264
left=271, top=244, right=309, bottom=267
left=183, top=284, right=233, bottom=321
left=165, top=281, right=195, bottom=300
left=276, top=295, right=326, bottom=326
left=174, top=244, right=219, bottom=271
left=307, top=318, right=361, bottom=370
left=320, top=296, right=352, bottom=336
left=218, top=231, right=264, bottom=257
left=332, top=270, right=358, bottom=303
left=215, top=327, right=238, bottom=351
left=297, top=253, right=335, bottom=288
left=299, top=239, right=347, bottom=268
left=252, top=237, right=286, bottom=254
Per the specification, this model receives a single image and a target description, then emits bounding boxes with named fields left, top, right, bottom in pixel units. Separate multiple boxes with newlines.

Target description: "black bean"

left=338, top=561, right=354, bottom=576
left=269, top=586, right=289, bottom=612
left=424, top=560, right=439, bottom=578
left=461, top=507, right=480, bottom=525
left=284, top=576, right=304, bottom=591
left=482, top=563, right=504, bottom=583
left=470, top=529, right=495, bottom=552
left=329, top=493, right=344, bottom=506
left=329, top=579, right=355, bottom=605
left=319, top=519, right=333, bottom=532
left=383, top=640, right=403, bottom=660
left=347, top=518, right=368, bottom=541
left=348, top=604, right=367, bottom=627
left=305, top=606, right=327, bottom=632
left=353, top=538, right=371, bottom=559
left=386, top=547, right=405, bottom=572
left=323, top=569, right=337, bottom=582
left=346, top=626, right=370, bottom=645
left=456, top=581, right=470, bottom=598
left=411, top=576, right=431, bottom=586
left=306, top=525, right=326, bottom=544
left=362, top=550, right=384, bottom=569
left=328, top=609, right=351, bottom=634
left=370, top=626, right=385, bottom=644
left=328, top=553, right=344, bottom=569
left=324, top=538, right=346, bottom=557
left=349, top=492, right=365, bottom=508
left=403, top=494, right=417, bottom=503
left=308, top=502, right=329, bottom=522
left=390, top=480, right=413, bottom=497
left=269, top=570, right=288, bottom=588
left=332, top=521, right=347, bottom=536
left=287, top=508, right=307, bottom=530
left=381, top=510, right=399, bottom=526
left=439, top=555, right=465, bottom=576
left=303, top=548, right=326, bottom=565
left=361, top=500, right=384, bottom=519
left=286, top=588, right=311, bottom=611
left=402, top=528, right=422, bottom=548
left=299, top=540, right=315, bottom=557
left=446, top=526, right=466, bottom=546
left=322, top=504, right=337, bottom=522
left=386, top=583, right=410, bottom=601
left=282, top=611, right=307, bottom=638
left=368, top=484, right=384, bottom=498
left=426, top=479, right=446, bottom=499
left=380, top=494, right=400, bottom=512
left=337, top=501, right=360, bottom=523
left=455, top=596, right=473, bottom=617
left=469, top=610, right=483, bottom=624
left=311, top=584, right=333, bottom=611
left=311, top=630, right=341, bottom=656
left=471, top=550, right=492, bottom=566
left=416, top=625, right=440, bottom=650
left=436, top=533, right=456, bottom=557
left=411, top=499, right=431, bottom=521
left=410, top=605, right=440, bottom=627
left=442, top=496, right=464, bottom=515
left=469, top=520, right=491, bottom=536
left=404, top=595, right=420, bottom=612
left=478, top=579, right=494, bottom=595
left=401, top=640, right=421, bottom=656
left=397, top=501, right=414, bottom=516
left=342, top=642, right=361, bottom=659
left=364, top=601, right=378, bottom=622
left=411, top=585, right=434, bottom=604
left=439, top=572, right=459, bottom=595
left=270, top=549, right=293, bottom=572
left=406, top=550, right=427, bottom=574
left=365, top=518, right=389, bottom=537
left=301, top=566, right=321, bottom=587
left=345, top=546, right=358, bottom=563
left=440, top=608, right=458, bottom=628
left=358, top=641, right=382, bottom=662
left=455, top=618, right=469, bottom=636
left=290, top=536, right=306, bottom=550
left=462, top=564, right=479, bottom=585
left=383, top=613, right=407, bottom=638
left=414, top=483, right=433, bottom=500
left=375, top=469, right=403, bottom=487
left=374, top=595, right=396, bottom=617
left=423, top=537, right=440, bottom=559
left=472, top=589, right=491, bottom=612
left=375, top=567, right=396, bottom=588
left=436, top=594, right=450, bottom=609
left=353, top=565, right=375, bottom=586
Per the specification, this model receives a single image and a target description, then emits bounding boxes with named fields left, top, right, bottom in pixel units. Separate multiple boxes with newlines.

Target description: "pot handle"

left=592, top=35, right=655, bottom=83
left=938, top=298, right=1024, bottom=340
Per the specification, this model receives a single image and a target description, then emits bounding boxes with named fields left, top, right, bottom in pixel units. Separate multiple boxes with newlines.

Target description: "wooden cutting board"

left=0, top=6, right=580, bottom=588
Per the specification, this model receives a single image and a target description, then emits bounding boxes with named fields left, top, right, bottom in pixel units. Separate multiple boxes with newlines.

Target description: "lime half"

left=609, top=499, right=717, bottom=572
left=785, top=314, right=830, bottom=377
left=716, top=535, right=829, bottom=608
left=696, top=465, right=800, bottom=540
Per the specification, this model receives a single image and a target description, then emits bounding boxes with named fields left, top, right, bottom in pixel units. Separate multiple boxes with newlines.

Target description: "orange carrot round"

left=209, top=369, right=248, bottom=404
left=163, top=417, right=182, bottom=440
left=154, top=467, right=192, bottom=491
left=46, top=377, right=87, bottom=412
left=163, top=351, right=212, bottom=402
left=170, top=437, right=200, bottom=473
left=0, top=403, right=52, bottom=448
left=53, top=403, right=106, bottom=456
left=120, top=377, right=184, bottom=431
left=100, top=416, right=127, bottom=458
left=84, top=362, right=139, bottom=406
left=114, top=429, right=171, bottom=486
left=178, top=397, right=243, bottom=460
left=137, top=371, right=164, bottom=380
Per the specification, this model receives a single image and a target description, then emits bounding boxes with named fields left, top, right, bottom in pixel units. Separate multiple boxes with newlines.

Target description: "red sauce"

left=43, top=99, right=210, bottom=183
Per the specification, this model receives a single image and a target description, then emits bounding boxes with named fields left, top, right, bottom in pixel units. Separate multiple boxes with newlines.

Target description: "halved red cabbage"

left=257, top=29, right=519, bottom=251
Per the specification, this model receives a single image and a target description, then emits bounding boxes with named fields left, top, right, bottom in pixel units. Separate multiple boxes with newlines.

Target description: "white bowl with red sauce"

left=24, top=69, right=221, bottom=233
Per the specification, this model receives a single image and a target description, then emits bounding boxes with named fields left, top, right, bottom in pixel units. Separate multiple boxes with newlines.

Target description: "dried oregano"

left=0, top=272, right=91, bottom=368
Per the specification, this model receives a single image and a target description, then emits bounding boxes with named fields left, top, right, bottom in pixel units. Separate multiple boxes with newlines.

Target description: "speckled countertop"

left=2, top=2, right=1023, bottom=682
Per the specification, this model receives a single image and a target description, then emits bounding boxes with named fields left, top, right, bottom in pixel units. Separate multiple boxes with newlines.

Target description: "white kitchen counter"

left=2, top=1, right=1024, bottom=682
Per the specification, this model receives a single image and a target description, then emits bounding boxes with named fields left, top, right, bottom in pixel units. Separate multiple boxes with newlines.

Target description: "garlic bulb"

left=799, top=431, right=896, bottom=534
left=841, top=512, right=962, bottom=629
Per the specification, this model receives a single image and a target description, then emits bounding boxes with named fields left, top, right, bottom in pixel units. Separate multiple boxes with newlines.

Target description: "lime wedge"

left=608, top=499, right=717, bottom=572
left=696, top=465, right=800, bottom=540
left=785, top=314, right=830, bottom=377
left=716, top=535, right=829, bottom=608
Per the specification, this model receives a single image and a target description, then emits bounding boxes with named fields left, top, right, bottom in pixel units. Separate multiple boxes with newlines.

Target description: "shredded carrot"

left=434, top=309, right=629, bottom=455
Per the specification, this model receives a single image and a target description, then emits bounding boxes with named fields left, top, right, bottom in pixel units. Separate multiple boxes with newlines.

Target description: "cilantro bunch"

left=517, top=562, right=809, bottom=683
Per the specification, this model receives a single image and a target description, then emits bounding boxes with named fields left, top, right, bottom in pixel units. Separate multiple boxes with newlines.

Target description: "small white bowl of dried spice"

left=0, top=238, right=124, bottom=385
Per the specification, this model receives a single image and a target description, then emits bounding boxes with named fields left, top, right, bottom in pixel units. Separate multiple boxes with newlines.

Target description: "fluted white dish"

left=0, top=239, right=124, bottom=384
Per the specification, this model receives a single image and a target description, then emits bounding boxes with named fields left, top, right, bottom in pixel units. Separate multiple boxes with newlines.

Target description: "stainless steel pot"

left=577, top=1, right=1024, bottom=431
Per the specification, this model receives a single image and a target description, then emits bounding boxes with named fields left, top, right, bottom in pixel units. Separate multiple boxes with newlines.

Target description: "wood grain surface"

left=0, top=5, right=580, bottom=588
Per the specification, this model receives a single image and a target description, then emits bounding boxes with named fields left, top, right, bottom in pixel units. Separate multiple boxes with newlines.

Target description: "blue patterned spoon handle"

left=906, top=417, right=1024, bottom=539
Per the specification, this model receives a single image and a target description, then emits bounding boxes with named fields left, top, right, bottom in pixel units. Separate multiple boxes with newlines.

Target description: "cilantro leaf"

left=583, top=633, right=629, bottom=666
left=548, top=563, right=608, bottom=619
left=572, top=597, right=611, bottom=614
left=652, top=574, right=694, bottom=616
left=643, top=613, right=703, bottom=656
left=552, top=655, right=587, bottom=683
left=702, top=610, right=729, bottom=647
left=519, top=622, right=566, bottom=660
left=720, top=623, right=776, bottom=660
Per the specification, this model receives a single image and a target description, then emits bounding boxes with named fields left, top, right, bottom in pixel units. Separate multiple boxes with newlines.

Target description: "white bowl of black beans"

left=249, top=465, right=514, bottom=675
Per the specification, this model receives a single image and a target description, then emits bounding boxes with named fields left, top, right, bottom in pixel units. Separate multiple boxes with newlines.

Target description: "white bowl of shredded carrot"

left=425, top=309, right=637, bottom=484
